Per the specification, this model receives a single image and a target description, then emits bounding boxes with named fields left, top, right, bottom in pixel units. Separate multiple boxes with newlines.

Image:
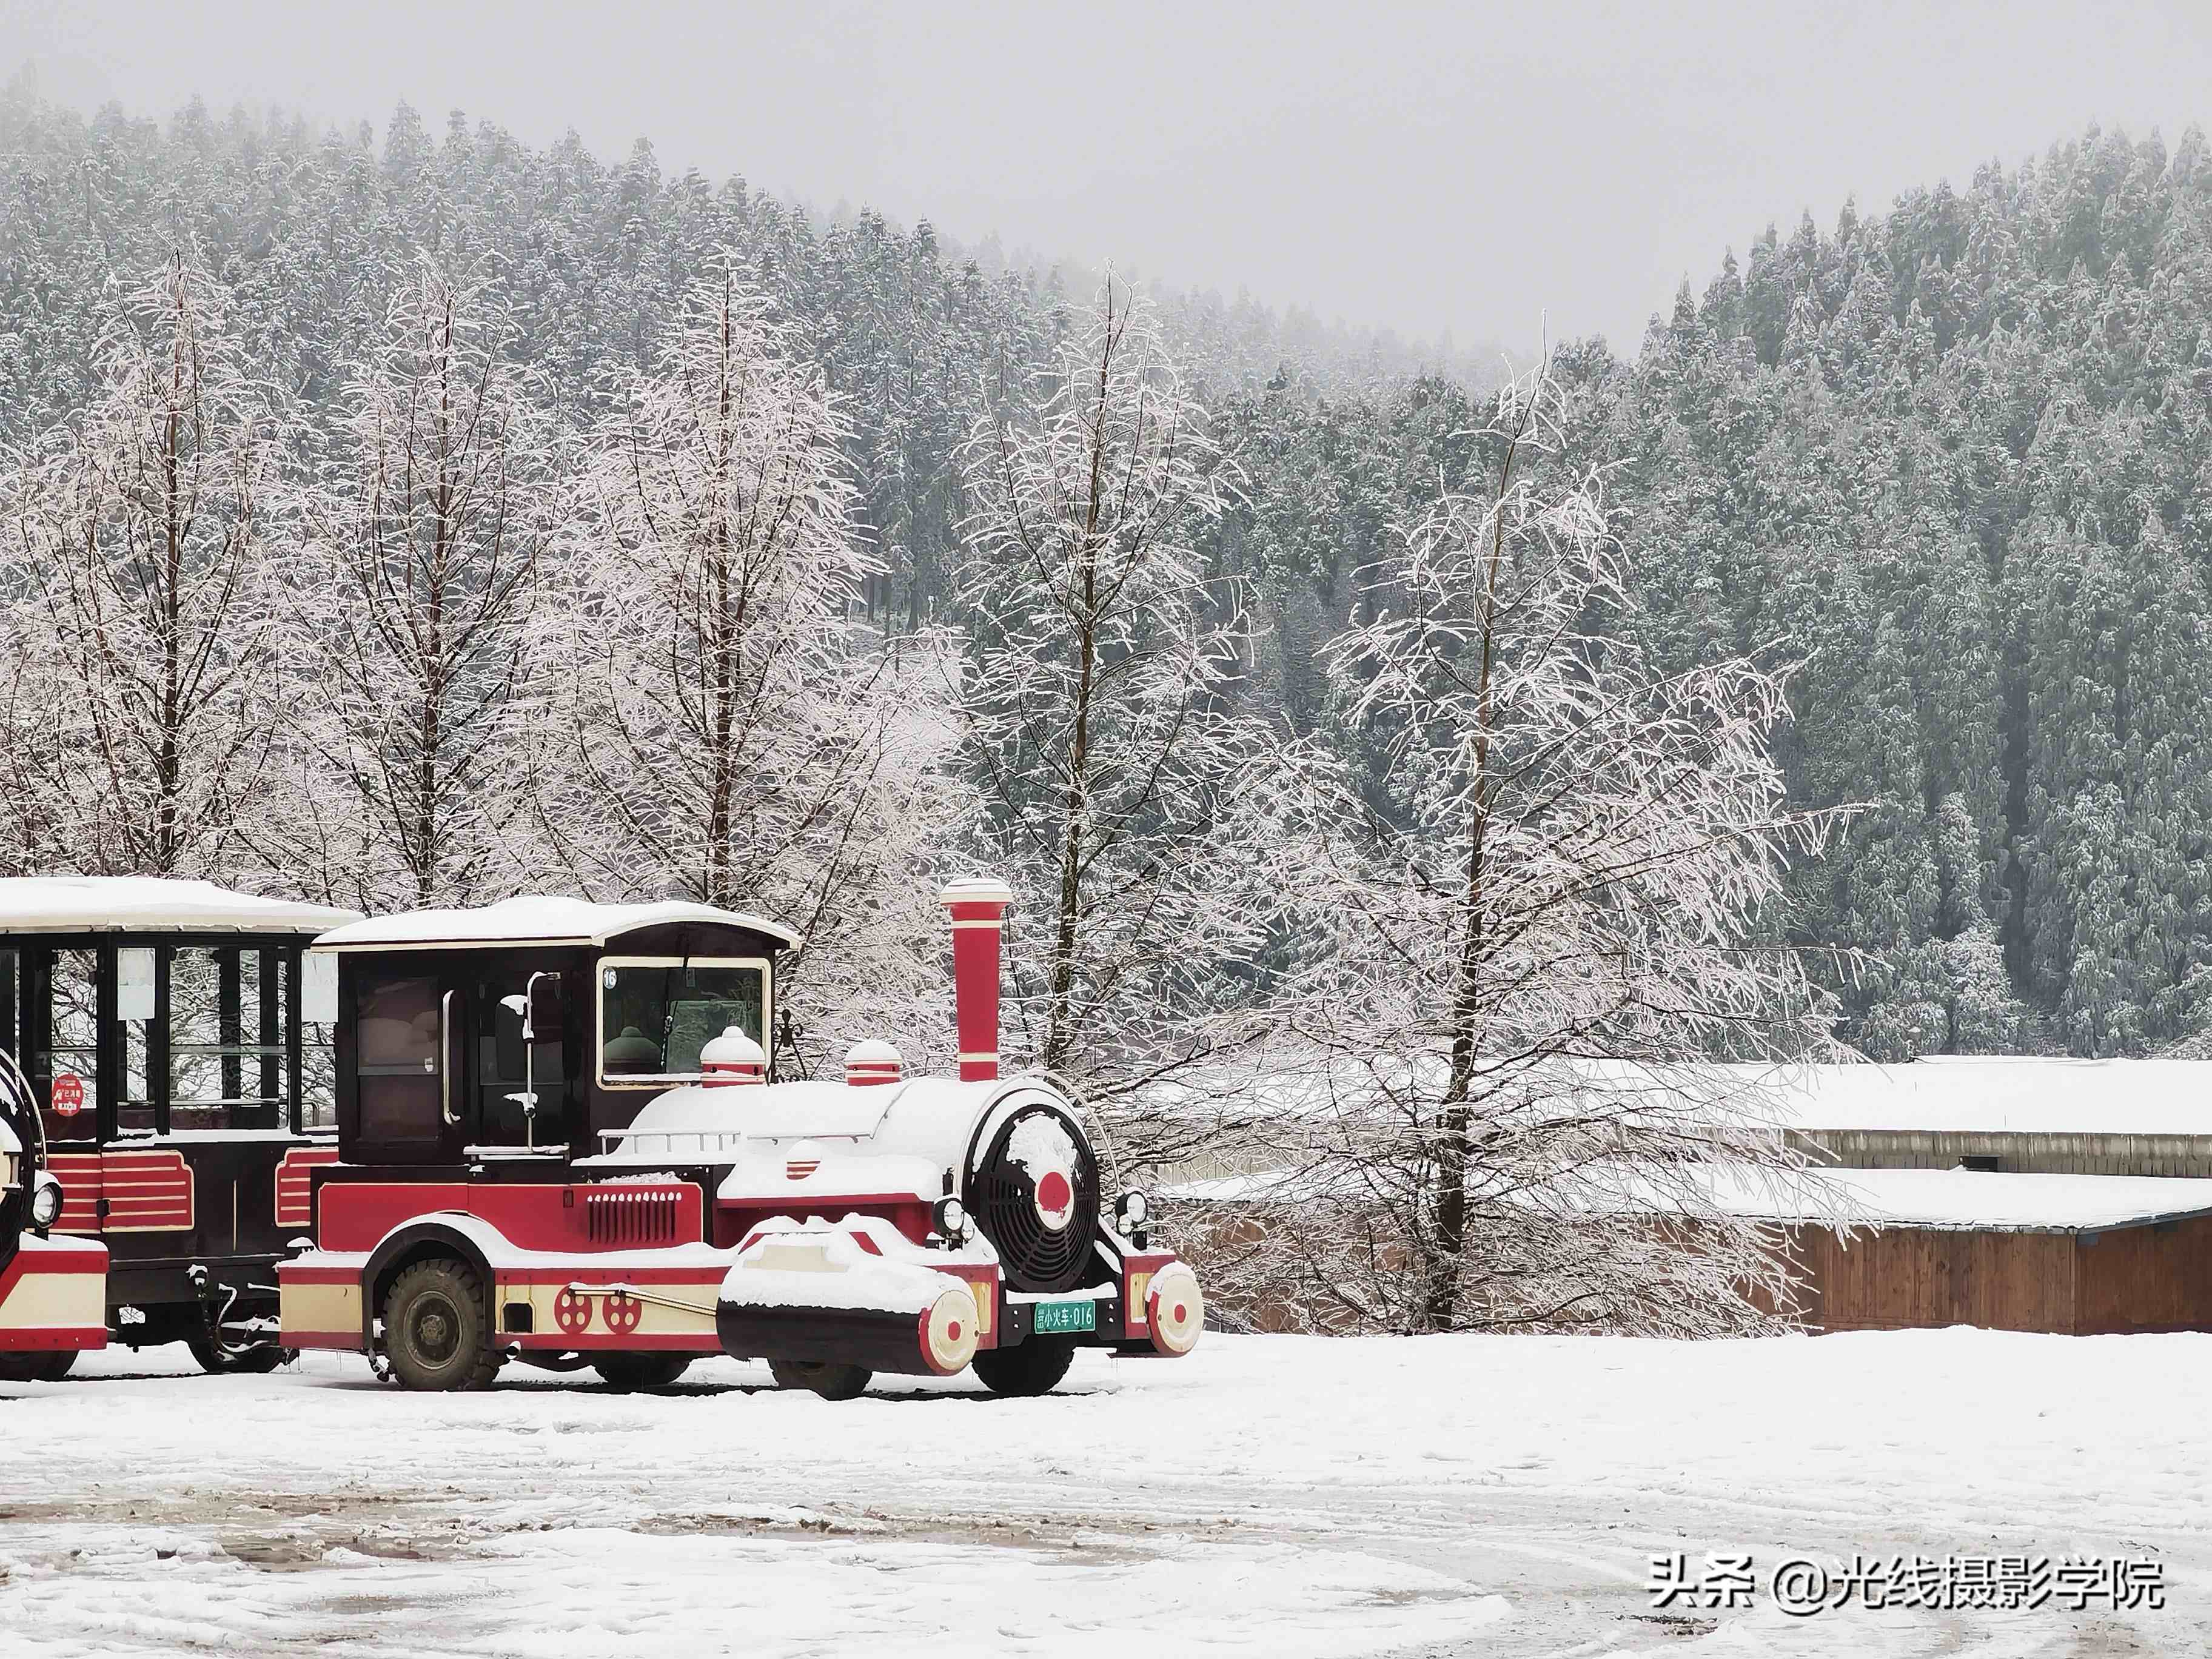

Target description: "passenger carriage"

left=0, top=878, right=363, bottom=1375
left=281, top=880, right=1204, bottom=1395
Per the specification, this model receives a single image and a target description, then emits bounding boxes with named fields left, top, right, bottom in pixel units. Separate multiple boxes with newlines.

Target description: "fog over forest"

left=3, top=76, right=2210, bottom=1080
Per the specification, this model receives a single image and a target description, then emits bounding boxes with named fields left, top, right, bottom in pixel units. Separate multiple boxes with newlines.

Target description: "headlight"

left=932, top=1195, right=968, bottom=1241
left=30, top=1173, right=64, bottom=1229
left=1114, top=1191, right=1148, bottom=1233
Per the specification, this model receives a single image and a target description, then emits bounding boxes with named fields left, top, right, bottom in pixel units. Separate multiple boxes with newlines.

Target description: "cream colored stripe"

left=0, top=1267, right=106, bottom=1330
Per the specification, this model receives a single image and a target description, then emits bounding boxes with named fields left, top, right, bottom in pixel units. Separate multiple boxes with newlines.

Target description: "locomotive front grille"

left=585, top=1185, right=683, bottom=1246
left=968, top=1104, right=1098, bottom=1295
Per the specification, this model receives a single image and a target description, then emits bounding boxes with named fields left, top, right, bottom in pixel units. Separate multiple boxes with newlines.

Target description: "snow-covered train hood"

left=716, top=1149, right=944, bottom=1206
left=585, top=1073, right=1084, bottom=1179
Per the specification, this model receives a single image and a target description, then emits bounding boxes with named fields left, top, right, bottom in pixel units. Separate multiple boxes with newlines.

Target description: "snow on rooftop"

left=0, top=876, right=360, bottom=936
left=1165, top=1160, right=2212, bottom=1233
left=314, top=895, right=800, bottom=951
left=1694, top=1163, right=2212, bottom=1233
left=1717, top=1057, right=2212, bottom=1138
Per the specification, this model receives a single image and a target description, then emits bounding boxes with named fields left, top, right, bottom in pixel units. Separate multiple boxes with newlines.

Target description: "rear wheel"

left=594, top=1353, right=692, bottom=1390
left=972, top=1338, right=1076, bottom=1398
left=383, top=1258, right=498, bottom=1392
left=768, top=1359, right=871, bottom=1400
left=0, top=1350, right=77, bottom=1382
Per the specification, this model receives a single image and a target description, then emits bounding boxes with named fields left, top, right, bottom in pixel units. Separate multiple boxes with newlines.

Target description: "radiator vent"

left=585, top=1185, right=684, bottom=1246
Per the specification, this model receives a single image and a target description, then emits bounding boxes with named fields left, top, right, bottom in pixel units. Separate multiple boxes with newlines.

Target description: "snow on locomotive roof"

left=313, top=894, right=800, bottom=951
left=0, top=876, right=360, bottom=936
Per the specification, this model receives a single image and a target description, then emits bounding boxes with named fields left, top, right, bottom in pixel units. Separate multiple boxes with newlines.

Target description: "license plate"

left=1032, top=1298, right=1095, bottom=1335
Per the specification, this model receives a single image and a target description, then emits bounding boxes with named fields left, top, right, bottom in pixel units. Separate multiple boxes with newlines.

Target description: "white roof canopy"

left=314, top=896, right=800, bottom=953
left=1165, top=1161, right=2212, bottom=1233
left=1662, top=1163, right=2212, bottom=1233
left=1717, top=1057, right=2212, bottom=1138
left=0, top=877, right=360, bottom=937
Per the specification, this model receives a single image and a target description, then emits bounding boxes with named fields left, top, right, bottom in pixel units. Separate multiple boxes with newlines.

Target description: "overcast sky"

left=9, top=0, right=2212, bottom=354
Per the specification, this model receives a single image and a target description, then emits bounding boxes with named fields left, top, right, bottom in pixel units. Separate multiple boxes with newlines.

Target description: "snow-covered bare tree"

left=531, top=261, right=960, bottom=1061
left=2, top=254, right=283, bottom=876
left=955, top=278, right=1278, bottom=1165
left=274, top=263, right=546, bottom=908
left=1223, top=360, right=1848, bottom=1336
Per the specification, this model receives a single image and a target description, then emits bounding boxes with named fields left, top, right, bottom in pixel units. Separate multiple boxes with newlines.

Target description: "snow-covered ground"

left=4, top=1329, right=2205, bottom=1657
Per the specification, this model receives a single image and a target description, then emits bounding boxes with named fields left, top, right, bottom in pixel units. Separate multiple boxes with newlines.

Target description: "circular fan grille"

left=968, top=1104, right=1099, bottom=1295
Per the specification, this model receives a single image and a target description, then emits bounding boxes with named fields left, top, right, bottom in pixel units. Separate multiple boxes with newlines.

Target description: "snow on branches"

left=1212, top=361, right=1851, bottom=1336
left=1, top=254, right=284, bottom=877
left=528, top=261, right=961, bottom=1064
left=956, top=278, right=1283, bottom=1166
left=273, top=262, right=549, bottom=910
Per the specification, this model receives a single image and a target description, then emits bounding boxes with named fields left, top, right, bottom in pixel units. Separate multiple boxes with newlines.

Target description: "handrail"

left=440, top=989, right=458, bottom=1127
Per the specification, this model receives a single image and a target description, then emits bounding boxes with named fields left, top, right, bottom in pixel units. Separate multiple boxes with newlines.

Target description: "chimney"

left=845, top=1038, right=903, bottom=1087
left=700, top=1027, right=766, bottom=1087
left=938, top=877, right=1013, bottom=1083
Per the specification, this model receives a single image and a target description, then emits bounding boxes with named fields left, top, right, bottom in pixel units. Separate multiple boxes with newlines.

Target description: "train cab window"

left=355, top=974, right=445, bottom=1145
left=597, top=957, right=766, bottom=1086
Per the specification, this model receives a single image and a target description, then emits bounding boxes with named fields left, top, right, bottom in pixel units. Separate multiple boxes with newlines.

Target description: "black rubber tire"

left=594, top=1353, right=692, bottom=1390
left=383, top=1258, right=499, bottom=1392
left=768, top=1359, right=871, bottom=1400
left=0, top=1350, right=77, bottom=1382
left=186, top=1334, right=293, bottom=1375
left=972, top=1338, right=1076, bottom=1397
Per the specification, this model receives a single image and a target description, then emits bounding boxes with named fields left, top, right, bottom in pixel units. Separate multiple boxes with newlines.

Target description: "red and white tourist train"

left=277, top=877, right=1201, bottom=1395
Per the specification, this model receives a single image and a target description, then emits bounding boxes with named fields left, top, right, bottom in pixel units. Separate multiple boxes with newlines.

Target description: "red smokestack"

left=939, top=877, right=1013, bottom=1083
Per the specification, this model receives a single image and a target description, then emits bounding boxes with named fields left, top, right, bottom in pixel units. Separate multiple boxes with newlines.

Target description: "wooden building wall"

left=1785, top=1213, right=2212, bottom=1335
left=1789, top=1128, right=2212, bottom=1176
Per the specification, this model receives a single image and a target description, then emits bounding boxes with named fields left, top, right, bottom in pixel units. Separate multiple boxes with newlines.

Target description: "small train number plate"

left=1032, top=1299, right=1096, bottom=1335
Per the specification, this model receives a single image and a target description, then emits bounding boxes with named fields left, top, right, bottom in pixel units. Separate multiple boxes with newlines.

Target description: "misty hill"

left=2, top=75, right=2208, bottom=1057
left=1145, top=124, right=2212, bottom=1059
left=1592, top=125, right=2212, bottom=1057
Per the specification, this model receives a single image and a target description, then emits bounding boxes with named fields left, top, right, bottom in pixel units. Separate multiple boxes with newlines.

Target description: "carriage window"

left=355, top=973, right=444, bottom=1145
left=169, top=948, right=284, bottom=1131
left=598, top=959, right=765, bottom=1085
left=46, top=949, right=122, bottom=1137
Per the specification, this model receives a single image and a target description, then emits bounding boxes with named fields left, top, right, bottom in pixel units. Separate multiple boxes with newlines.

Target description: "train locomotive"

left=280, top=879, right=1202, bottom=1395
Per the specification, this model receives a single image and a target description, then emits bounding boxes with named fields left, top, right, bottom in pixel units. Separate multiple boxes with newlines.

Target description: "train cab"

left=312, top=896, right=797, bottom=1168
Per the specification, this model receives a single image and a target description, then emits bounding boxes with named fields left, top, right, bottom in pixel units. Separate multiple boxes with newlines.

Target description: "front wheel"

left=383, top=1258, right=499, bottom=1392
left=972, top=1338, right=1076, bottom=1398
left=594, top=1353, right=692, bottom=1390
left=0, top=1350, right=77, bottom=1382
left=768, top=1359, right=871, bottom=1400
